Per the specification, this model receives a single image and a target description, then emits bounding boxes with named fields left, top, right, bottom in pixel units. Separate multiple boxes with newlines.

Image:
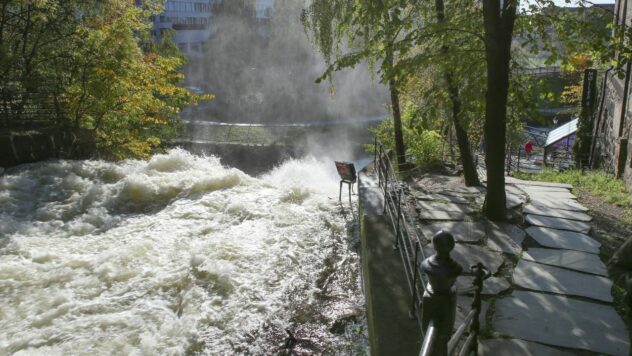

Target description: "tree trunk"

left=447, top=73, right=480, bottom=186
left=434, top=0, right=480, bottom=186
left=482, top=0, right=516, bottom=221
left=387, top=46, right=406, bottom=170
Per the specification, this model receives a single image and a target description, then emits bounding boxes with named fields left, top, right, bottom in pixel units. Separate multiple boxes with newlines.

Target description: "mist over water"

left=184, top=0, right=387, bottom=123
left=0, top=150, right=365, bottom=354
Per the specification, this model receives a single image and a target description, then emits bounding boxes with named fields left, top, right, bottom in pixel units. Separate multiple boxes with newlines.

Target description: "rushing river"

left=0, top=149, right=365, bottom=355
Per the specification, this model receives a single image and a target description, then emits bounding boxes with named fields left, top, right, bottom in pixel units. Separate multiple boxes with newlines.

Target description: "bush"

left=408, top=130, right=444, bottom=167
left=369, top=117, right=445, bottom=167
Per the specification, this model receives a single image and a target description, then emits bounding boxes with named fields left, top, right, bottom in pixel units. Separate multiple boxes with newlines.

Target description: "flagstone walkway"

left=409, top=175, right=630, bottom=355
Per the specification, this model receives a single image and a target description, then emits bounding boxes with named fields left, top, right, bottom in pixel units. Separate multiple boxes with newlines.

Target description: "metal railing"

left=373, top=139, right=490, bottom=356
left=374, top=139, right=428, bottom=324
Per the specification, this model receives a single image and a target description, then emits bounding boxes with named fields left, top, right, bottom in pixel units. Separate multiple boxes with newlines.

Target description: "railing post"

left=409, top=240, right=420, bottom=318
left=394, top=188, right=402, bottom=250
left=517, top=144, right=521, bottom=173
left=374, top=136, right=378, bottom=168
left=468, top=263, right=491, bottom=356
left=383, top=168, right=389, bottom=213
left=506, top=145, right=512, bottom=176
left=421, top=231, right=462, bottom=356
left=378, top=144, right=384, bottom=187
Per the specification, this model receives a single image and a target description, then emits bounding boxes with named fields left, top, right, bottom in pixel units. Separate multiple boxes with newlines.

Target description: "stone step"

left=513, top=260, right=613, bottom=302
left=479, top=339, right=575, bottom=356
left=419, top=222, right=484, bottom=243
left=523, top=247, right=608, bottom=276
left=417, top=201, right=473, bottom=213
left=493, top=291, right=629, bottom=355
left=525, top=226, right=600, bottom=254
left=525, top=190, right=577, bottom=201
left=529, top=198, right=589, bottom=212
left=413, top=192, right=468, bottom=204
left=486, top=222, right=524, bottom=255
left=523, top=204, right=592, bottom=222
left=505, top=177, right=573, bottom=189
left=525, top=214, right=591, bottom=234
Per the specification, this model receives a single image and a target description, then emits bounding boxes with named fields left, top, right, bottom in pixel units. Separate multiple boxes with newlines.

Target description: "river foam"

left=0, top=149, right=364, bottom=355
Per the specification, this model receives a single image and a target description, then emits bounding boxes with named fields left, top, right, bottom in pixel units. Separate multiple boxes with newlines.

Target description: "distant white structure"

left=151, top=0, right=215, bottom=57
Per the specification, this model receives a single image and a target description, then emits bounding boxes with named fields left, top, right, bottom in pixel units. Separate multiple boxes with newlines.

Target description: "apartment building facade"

left=151, top=0, right=215, bottom=57
left=151, top=0, right=275, bottom=57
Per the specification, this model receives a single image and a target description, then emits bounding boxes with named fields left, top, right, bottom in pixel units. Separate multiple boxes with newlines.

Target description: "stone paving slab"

left=456, top=296, right=489, bottom=330
left=486, top=222, right=524, bottom=255
left=506, top=194, right=525, bottom=209
left=479, top=339, right=575, bottom=356
left=522, top=189, right=577, bottom=201
left=418, top=210, right=467, bottom=221
left=506, top=184, right=528, bottom=197
left=414, top=193, right=469, bottom=204
left=505, top=177, right=573, bottom=189
left=474, top=194, right=524, bottom=209
left=417, top=201, right=473, bottom=213
left=520, top=187, right=575, bottom=197
left=425, top=243, right=504, bottom=274
left=529, top=198, right=589, bottom=212
left=525, top=214, right=591, bottom=234
left=456, top=276, right=510, bottom=295
left=493, top=291, right=630, bottom=355
left=513, top=184, right=572, bottom=193
left=523, top=204, right=592, bottom=222
left=526, top=226, right=600, bottom=254
left=442, top=186, right=486, bottom=195
left=523, top=247, right=608, bottom=276
left=419, top=222, right=484, bottom=243
left=512, top=260, right=613, bottom=302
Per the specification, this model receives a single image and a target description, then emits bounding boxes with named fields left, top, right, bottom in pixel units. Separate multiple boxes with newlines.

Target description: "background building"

left=152, top=0, right=215, bottom=57
left=591, top=0, right=632, bottom=189
left=151, top=0, right=275, bottom=57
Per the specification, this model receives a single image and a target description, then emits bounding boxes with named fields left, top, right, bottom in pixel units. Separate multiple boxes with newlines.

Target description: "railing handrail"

left=419, top=322, right=438, bottom=356
left=373, top=140, right=428, bottom=315
left=373, top=139, right=489, bottom=356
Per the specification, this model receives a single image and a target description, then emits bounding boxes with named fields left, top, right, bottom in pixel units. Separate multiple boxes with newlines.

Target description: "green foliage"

left=370, top=114, right=445, bottom=167
left=515, top=169, right=632, bottom=208
left=408, top=130, right=444, bottom=167
left=0, top=0, right=211, bottom=159
left=516, top=1, right=613, bottom=68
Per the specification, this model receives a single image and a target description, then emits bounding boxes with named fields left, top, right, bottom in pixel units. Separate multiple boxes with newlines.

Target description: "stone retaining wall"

left=0, top=129, right=96, bottom=168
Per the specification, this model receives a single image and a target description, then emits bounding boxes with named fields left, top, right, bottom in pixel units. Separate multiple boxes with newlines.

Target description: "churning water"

left=0, top=149, right=365, bottom=355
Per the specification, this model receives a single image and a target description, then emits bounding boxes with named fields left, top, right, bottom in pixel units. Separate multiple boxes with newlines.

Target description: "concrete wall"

left=0, top=129, right=96, bottom=168
left=177, top=141, right=298, bottom=175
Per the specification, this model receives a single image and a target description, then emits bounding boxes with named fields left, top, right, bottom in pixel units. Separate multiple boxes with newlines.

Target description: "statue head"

left=432, top=230, right=455, bottom=258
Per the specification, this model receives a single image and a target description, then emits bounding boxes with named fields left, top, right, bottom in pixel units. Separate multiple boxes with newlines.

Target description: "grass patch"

left=514, top=169, right=632, bottom=209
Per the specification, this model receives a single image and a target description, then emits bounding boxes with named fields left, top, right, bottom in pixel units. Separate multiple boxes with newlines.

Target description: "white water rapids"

left=0, top=149, right=365, bottom=355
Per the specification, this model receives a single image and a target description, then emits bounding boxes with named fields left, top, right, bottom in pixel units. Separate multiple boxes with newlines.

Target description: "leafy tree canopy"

left=0, top=0, right=211, bottom=159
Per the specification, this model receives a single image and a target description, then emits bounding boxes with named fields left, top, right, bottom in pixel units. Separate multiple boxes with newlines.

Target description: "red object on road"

left=525, top=141, right=533, bottom=155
